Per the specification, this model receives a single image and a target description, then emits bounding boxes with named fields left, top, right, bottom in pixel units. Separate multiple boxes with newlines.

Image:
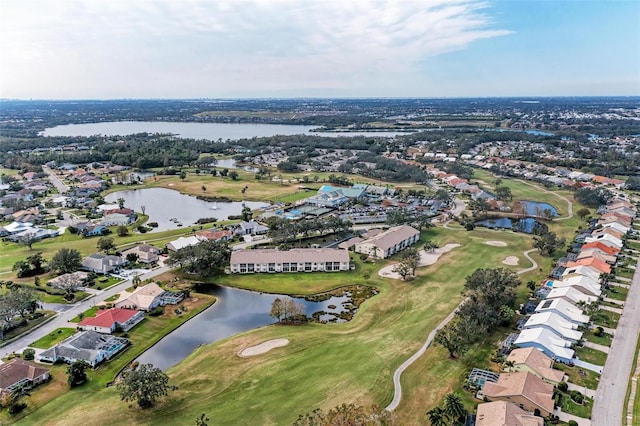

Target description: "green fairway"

left=17, top=227, right=539, bottom=425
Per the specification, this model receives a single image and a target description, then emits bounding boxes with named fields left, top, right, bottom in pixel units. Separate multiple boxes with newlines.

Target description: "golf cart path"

left=385, top=248, right=538, bottom=411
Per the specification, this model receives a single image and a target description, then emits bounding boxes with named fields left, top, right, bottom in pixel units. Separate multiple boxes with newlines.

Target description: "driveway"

left=592, top=256, right=640, bottom=425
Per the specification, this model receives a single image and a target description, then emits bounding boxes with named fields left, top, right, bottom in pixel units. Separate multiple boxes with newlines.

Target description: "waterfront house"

left=230, top=248, right=350, bottom=274
left=38, top=331, right=129, bottom=368
left=114, top=282, right=166, bottom=311
left=78, top=308, right=144, bottom=334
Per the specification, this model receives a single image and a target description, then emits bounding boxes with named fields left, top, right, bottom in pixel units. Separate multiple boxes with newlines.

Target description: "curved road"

left=385, top=248, right=538, bottom=411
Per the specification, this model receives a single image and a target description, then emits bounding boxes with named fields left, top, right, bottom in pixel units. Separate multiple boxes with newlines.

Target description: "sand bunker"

left=379, top=243, right=461, bottom=280
left=239, top=339, right=289, bottom=357
left=486, top=240, right=508, bottom=247
left=502, top=256, right=519, bottom=266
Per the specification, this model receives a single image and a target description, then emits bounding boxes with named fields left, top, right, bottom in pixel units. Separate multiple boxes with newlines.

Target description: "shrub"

left=557, top=381, right=568, bottom=392
left=570, top=390, right=583, bottom=404
left=594, top=326, right=604, bottom=337
left=148, top=306, right=164, bottom=316
left=23, top=349, right=35, bottom=361
left=568, top=421, right=578, bottom=426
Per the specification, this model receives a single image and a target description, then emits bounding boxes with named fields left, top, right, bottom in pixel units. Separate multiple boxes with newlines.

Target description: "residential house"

left=354, top=225, right=420, bottom=259
left=514, top=327, right=575, bottom=364
left=576, top=249, right=617, bottom=265
left=101, top=211, right=136, bottom=227
left=583, top=233, right=623, bottom=250
left=476, top=401, right=543, bottom=426
left=523, top=312, right=583, bottom=342
left=551, top=276, right=601, bottom=298
left=38, top=331, right=129, bottom=367
left=230, top=248, right=350, bottom=273
left=580, top=241, right=620, bottom=256
left=482, top=372, right=555, bottom=417
left=562, top=265, right=602, bottom=282
left=48, top=271, right=89, bottom=288
left=75, top=222, right=107, bottom=237
left=78, top=308, right=144, bottom=334
left=235, top=220, right=269, bottom=236
left=166, top=236, right=201, bottom=252
left=114, top=282, right=166, bottom=311
left=81, top=253, right=126, bottom=274
left=0, top=359, right=50, bottom=393
left=121, top=244, right=161, bottom=264
left=505, top=347, right=565, bottom=384
left=535, top=298, right=589, bottom=325
left=601, top=221, right=631, bottom=235
left=566, top=257, right=611, bottom=275
left=196, top=229, right=233, bottom=242
left=545, top=286, right=597, bottom=306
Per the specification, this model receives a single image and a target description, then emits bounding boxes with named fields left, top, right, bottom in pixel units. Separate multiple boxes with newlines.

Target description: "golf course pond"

left=135, top=284, right=376, bottom=370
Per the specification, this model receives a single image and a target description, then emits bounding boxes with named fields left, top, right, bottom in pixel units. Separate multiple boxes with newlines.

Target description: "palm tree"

left=424, top=240, right=438, bottom=253
left=426, top=406, right=448, bottom=426
left=502, top=360, right=515, bottom=372
left=443, top=393, right=466, bottom=425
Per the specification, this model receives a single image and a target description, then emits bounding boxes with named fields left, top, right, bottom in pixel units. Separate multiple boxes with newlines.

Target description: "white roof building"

left=535, top=298, right=589, bottom=325
left=562, top=265, right=602, bottom=282
left=545, top=286, right=597, bottom=306
left=584, top=233, right=623, bottom=249
left=514, top=327, right=575, bottom=363
left=166, top=236, right=201, bottom=252
left=523, top=312, right=583, bottom=342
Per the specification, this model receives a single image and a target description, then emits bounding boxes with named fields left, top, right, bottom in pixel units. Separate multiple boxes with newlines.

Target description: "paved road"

left=1, top=266, right=170, bottom=357
left=592, top=255, right=640, bottom=426
left=42, top=165, right=69, bottom=194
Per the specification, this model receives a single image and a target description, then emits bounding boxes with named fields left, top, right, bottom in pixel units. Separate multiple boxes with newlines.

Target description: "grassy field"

left=557, top=391, right=594, bottom=418
left=70, top=306, right=100, bottom=323
left=29, top=328, right=76, bottom=349
left=583, top=329, right=613, bottom=347
left=17, top=226, right=540, bottom=425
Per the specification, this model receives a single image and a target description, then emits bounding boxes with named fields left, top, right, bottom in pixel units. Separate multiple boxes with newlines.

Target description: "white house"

left=545, top=286, right=597, bottom=306
left=81, top=253, right=126, bottom=274
left=514, top=327, right=575, bottom=364
left=354, top=225, right=420, bottom=259
left=166, top=236, right=201, bottom=252
left=114, top=282, right=165, bottom=311
left=535, top=298, right=589, bottom=325
left=230, top=248, right=350, bottom=274
left=523, top=312, right=583, bottom=342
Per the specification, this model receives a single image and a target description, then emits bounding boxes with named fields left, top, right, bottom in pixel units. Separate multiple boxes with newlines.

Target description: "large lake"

left=41, top=121, right=408, bottom=139
left=105, top=188, right=269, bottom=231
left=136, top=285, right=352, bottom=370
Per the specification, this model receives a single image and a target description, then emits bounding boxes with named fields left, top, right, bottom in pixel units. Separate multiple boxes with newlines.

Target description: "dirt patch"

left=502, top=256, right=519, bottom=266
left=379, top=243, right=461, bottom=280
left=239, top=338, right=289, bottom=357
left=486, top=240, right=507, bottom=247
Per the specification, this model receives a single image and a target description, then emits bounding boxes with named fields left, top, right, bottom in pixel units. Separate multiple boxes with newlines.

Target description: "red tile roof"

left=566, top=257, right=611, bottom=274
left=581, top=242, right=619, bottom=256
left=78, top=308, right=139, bottom=328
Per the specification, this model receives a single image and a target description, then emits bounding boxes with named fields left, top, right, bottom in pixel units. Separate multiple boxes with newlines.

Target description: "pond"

left=105, top=188, right=269, bottom=232
left=136, top=285, right=360, bottom=370
left=476, top=217, right=542, bottom=234
left=41, top=121, right=407, bottom=139
left=520, top=201, right=558, bottom=217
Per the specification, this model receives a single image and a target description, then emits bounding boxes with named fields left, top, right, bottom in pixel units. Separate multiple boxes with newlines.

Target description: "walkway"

left=554, top=408, right=592, bottom=426
left=592, top=256, right=640, bottom=426
left=566, top=382, right=596, bottom=399
left=385, top=247, right=537, bottom=412
left=599, top=305, right=623, bottom=315
left=1, top=266, right=170, bottom=357
left=583, top=341, right=610, bottom=354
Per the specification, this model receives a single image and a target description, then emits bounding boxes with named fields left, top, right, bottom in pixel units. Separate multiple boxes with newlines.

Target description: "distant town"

left=0, top=98, right=639, bottom=425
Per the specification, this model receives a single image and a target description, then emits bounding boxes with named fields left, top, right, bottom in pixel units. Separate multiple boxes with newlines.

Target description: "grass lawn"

left=70, top=306, right=100, bottom=323
left=0, top=311, right=55, bottom=347
left=17, top=227, right=540, bottom=425
left=606, top=285, right=629, bottom=301
left=93, top=276, right=122, bottom=290
left=629, top=333, right=640, bottom=424
left=554, top=363, right=600, bottom=390
left=583, top=329, right=613, bottom=347
left=575, top=346, right=607, bottom=367
left=29, top=327, right=77, bottom=349
left=592, top=310, right=621, bottom=329
left=557, top=391, right=594, bottom=418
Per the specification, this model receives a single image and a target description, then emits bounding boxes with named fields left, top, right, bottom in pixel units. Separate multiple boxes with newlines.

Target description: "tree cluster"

left=574, top=187, right=612, bottom=208
left=49, top=248, right=83, bottom=274
left=269, top=297, right=307, bottom=324
left=386, top=208, right=434, bottom=230
left=266, top=216, right=351, bottom=245
left=0, top=286, right=39, bottom=340
left=426, top=393, right=467, bottom=426
left=294, top=403, right=394, bottom=426
left=166, top=239, right=231, bottom=277
left=12, top=252, right=46, bottom=278
left=117, top=363, right=174, bottom=408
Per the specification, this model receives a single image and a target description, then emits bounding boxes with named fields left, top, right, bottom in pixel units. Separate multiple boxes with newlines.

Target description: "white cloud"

left=0, top=0, right=512, bottom=98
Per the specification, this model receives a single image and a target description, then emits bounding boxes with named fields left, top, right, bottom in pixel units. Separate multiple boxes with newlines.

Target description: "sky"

left=0, top=0, right=638, bottom=99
